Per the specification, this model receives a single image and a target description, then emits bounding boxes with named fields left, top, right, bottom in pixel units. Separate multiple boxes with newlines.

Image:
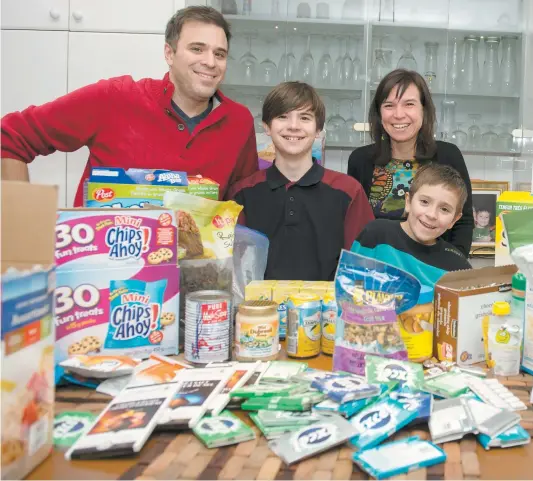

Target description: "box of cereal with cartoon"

left=54, top=208, right=180, bottom=383
left=1, top=182, right=57, bottom=480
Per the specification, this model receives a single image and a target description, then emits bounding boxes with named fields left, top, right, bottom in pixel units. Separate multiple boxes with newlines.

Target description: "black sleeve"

left=347, top=145, right=374, bottom=198
left=437, top=142, right=474, bottom=257
left=355, top=220, right=386, bottom=249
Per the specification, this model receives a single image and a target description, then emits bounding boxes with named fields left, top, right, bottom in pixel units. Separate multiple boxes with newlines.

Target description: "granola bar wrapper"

left=333, top=251, right=420, bottom=375
left=163, top=192, right=242, bottom=350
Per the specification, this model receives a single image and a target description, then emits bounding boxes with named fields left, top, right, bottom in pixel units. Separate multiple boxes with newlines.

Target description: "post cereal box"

left=1, top=182, right=58, bottom=480
left=54, top=209, right=180, bottom=383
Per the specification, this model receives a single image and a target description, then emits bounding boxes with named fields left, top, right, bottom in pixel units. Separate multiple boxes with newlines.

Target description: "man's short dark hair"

left=165, top=6, right=231, bottom=52
left=409, top=163, right=467, bottom=214
left=262, top=82, right=325, bottom=131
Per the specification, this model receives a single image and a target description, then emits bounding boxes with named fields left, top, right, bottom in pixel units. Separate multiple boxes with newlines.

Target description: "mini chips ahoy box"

left=85, top=168, right=219, bottom=208
left=54, top=208, right=180, bottom=383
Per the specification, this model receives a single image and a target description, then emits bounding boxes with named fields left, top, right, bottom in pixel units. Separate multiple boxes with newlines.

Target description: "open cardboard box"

left=433, top=264, right=517, bottom=366
left=1, top=181, right=57, bottom=479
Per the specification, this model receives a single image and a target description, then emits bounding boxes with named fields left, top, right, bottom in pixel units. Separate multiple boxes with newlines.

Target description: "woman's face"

left=380, top=83, right=424, bottom=146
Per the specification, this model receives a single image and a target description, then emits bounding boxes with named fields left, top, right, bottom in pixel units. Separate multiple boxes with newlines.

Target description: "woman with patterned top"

left=347, top=69, right=474, bottom=256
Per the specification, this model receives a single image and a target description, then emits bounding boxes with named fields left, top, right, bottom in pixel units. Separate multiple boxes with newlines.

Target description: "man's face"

left=476, top=210, right=490, bottom=227
left=263, top=106, right=320, bottom=160
left=403, top=184, right=461, bottom=245
left=164, top=21, right=228, bottom=102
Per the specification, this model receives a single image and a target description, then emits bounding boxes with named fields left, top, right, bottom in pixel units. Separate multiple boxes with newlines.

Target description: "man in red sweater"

left=1, top=6, right=258, bottom=206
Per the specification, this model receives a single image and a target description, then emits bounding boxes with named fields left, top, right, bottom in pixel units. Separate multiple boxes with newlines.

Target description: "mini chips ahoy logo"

left=297, top=424, right=336, bottom=450
left=157, top=172, right=184, bottom=184
left=359, top=407, right=392, bottom=431
left=111, top=291, right=158, bottom=340
left=105, top=216, right=151, bottom=260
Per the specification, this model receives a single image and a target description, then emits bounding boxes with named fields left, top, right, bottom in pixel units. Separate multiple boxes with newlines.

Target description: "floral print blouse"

left=369, top=158, right=419, bottom=219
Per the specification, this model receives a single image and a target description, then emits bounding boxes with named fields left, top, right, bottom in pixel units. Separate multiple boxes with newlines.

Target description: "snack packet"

left=256, top=410, right=323, bottom=427
left=193, top=411, right=255, bottom=448
left=163, top=191, right=242, bottom=349
left=421, top=371, right=469, bottom=398
left=59, top=355, right=140, bottom=379
left=250, top=413, right=302, bottom=440
left=333, top=251, right=419, bottom=375
left=477, top=424, right=531, bottom=450
left=311, top=374, right=380, bottom=404
left=54, top=411, right=97, bottom=447
left=389, top=386, right=433, bottom=425
left=229, top=383, right=306, bottom=399
left=241, top=392, right=325, bottom=412
left=429, top=398, right=475, bottom=444
left=260, top=361, right=308, bottom=383
left=365, top=355, right=424, bottom=388
left=466, top=398, right=521, bottom=438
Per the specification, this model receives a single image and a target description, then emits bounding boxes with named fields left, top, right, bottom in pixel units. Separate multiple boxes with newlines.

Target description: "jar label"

left=236, top=321, right=278, bottom=359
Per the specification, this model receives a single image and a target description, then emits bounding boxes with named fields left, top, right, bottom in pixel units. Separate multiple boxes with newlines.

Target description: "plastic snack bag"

left=163, top=192, right=242, bottom=349
left=333, top=250, right=420, bottom=375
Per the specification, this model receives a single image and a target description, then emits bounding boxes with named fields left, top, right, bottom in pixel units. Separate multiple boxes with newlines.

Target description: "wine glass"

left=481, top=124, right=499, bottom=152
left=334, top=37, right=353, bottom=87
left=467, top=114, right=482, bottom=151
left=397, top=37, right=418, bottom=71
left=239, top=34, right=258, bottom=84
left=326, top=100, right=346, bottom=143
left=498, top=123, right=515, bottom=153
left=451, top=122, right=468, bottom=149
left=223, top=53, right=237, bottom=84
left=352, top=37, right=362, bottom=82
left=278, top=35, right=297, bottom=82
left=344, top=99, right=359, bottom=145
left=371, top=48, right=388, bottom=87
left=317, top=36, right=334, bottom=87
left=258, top=39, right=277, bottom=85
left=298, top=35, right=315, bottom=83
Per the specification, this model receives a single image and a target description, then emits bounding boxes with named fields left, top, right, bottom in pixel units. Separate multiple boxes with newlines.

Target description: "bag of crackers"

left=333, top=250, right=421, bottom=375
left=163, top=191, right=243, bottom=349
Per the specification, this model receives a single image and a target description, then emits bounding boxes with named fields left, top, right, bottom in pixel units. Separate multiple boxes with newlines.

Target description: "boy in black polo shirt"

left=228, top=82, right=374, bottom=281
left=353, top=163, right=471, bottom=272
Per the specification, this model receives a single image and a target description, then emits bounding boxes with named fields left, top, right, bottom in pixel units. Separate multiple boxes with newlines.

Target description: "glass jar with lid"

left=236, top=301, right=279, bottom=362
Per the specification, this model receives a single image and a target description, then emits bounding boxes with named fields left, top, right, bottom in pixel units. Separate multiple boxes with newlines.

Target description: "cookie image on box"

left=160, top=312, right=176, bottom=328
left=80, top=336, right=102, bottom=354
left=68, top=342, right=86, bottom=356
left=178, top=211, right=203, bottom=258
left=147, top=251, right=164, bottom=265
left=157, top=248, right=174, bottom=262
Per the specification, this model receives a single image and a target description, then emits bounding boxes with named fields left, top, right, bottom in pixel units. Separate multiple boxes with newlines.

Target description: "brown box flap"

left=1, top=182, right=58, bottom=272
left=436, top=264, right=517, bottom=291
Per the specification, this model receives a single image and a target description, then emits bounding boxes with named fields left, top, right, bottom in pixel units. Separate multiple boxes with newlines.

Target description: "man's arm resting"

left=2, top=158, right=29, bottom=181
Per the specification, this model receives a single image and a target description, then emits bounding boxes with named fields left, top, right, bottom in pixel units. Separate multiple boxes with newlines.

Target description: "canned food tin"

left=287, top=293, right=321, bottom=359
left=321, top=293, right=337, bottom=356
left=184, top=290, right=232, bottom=364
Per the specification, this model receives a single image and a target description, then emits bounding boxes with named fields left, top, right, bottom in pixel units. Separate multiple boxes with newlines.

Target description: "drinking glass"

left=340, top=37, right=354, bottom=86
left=397, top=37, right=417, bottom=71
left=448, top=36, right=462, bottom=92
left=424, top=42, right=439, bottom=91
left=239, top=35, right=258, bottom=84
left=501, top=35, right=518, bottom=95
left=482, top=124, right=499, bottom=151
left=278, top=36, right=297, bottom=82
left=463, top=35, right=480, bottom=93
left=483, top=36, right=500, bottom=93
left=343, top=99, right=359, bottom=145
left=258, top=40, right=277, bottom=85
left=298, top=35, right=314, bottom=83
left=439, top=100, right=456, bottom=141
left=352, top=37, right=362, bottom=82
left=326, top=100, right=346, bottom=143
left=467, top=114, right=482, bottom=151
left=498, top=123, right=515, bottom=152
left=223, top=53, right=237, bottom=84
left=451, top=122, right=468, bottom=149
left=317, top=36, right=334, bottom=87
left=254, top=97, right=264, bottom=134
left=371, top=48, right=388, bottom=87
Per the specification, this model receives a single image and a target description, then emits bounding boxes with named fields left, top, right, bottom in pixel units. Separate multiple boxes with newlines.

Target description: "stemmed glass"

left=498, top=123, right=515, bottom=152
left=317, top=36, right=334, bottom=87
left=334, top=37, right=354, bottom=87
left=371, top=48, right=388, bottom=87
left=482, top=125, right=499, bottom=152
left=344, top=99, right=359, bottom=145
left=298, top=35, right=315, bottom=83
left=278, top=35, right=297, bottom=82
left=258, top=39, right=277, bottom=85
left=239, top=34, right=258, bottom=84
left=326, top=100, right=346, bottom=143
left=223, top=53, right=237, bottom=84
left=397, top=37, right=418, bottom=71
left=451, top=122, right=468, bottom=149
left=467, top=114, right=482, bottom=151
left=352, top=37, right=362, bottom=82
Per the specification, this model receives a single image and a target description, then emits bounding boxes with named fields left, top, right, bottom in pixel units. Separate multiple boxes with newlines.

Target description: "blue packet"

left=311, top=374, right=380, bottom=404
left=389, top=386, right=433, bottom=425
left=352, top=436, right=446, bottom=480
left=105, top=279, right=167, bottom=349
left=349, top=398, right=418, bottom=450
left=477, top=424, right=531, bottom=450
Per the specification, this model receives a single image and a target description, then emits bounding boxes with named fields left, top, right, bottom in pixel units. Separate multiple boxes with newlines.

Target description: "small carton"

left=54, top=208, right=180, bottom=383
left=245, top=280, right=275, bottom=301
left=495, top=191, right=533, bottom=266
left=85, top=167, right=219, bottom=208
left=433, top=265, right=517, bottom=365
left=1, top=182, right=58, bottom=479
left=300, top=282, right=329, bottom=299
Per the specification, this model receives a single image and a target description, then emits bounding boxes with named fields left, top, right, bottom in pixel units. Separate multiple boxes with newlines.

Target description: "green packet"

left=241, top=392, right=326, bottom=411
left=249, top=413, right=300, bottom=440
left=54, top=411, right=97, bottom=447
left=229, top=383, right=307, bottom=399
left=365, top=355, right=424, bottom=388
left=193, top=411, right=255, bottom=448
left=260, top=361, right=308, bottom=383
left=421, top=372, right=469, bottom=398
left=256, top=409, right=323, bottom=427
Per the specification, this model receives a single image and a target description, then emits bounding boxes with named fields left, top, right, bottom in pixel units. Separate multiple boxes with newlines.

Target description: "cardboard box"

left=1, top=182, right=57, bottom=479
left=433, top=265, right=517, bottom=366
left=84, top=167, right=219, bottom=207
left=54, top=208, right=180, bottom=383
left=495, top=191, right=533, bottom=266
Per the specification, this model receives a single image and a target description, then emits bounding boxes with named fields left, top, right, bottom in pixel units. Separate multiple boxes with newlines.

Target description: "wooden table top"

left=27, top=350, right=533, bottom=480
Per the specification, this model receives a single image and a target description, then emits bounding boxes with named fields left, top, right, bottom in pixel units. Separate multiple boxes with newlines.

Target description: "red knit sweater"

left=1, top=73, right=258, bottom=206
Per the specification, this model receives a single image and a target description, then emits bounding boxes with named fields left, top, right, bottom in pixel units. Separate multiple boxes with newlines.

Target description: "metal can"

left=287, top=293, right=321, bottom=359
left=321, top=293, right=337, bottom=356
left=184, top=290, right=232, bottom=364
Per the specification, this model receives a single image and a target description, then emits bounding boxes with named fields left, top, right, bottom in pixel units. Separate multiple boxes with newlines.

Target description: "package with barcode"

left=429, top=398, right=476, bottom=444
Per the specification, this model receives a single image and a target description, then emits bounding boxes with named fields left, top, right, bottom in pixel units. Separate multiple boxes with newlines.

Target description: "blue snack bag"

left=106, top=279, right=167, bottom=349
left=389, top=386, right=433, bottom=424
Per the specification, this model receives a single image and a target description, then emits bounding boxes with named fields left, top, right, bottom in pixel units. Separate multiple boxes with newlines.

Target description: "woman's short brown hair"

left=369, top=69, right=437, bottom=166
left=262, top=82, right=325, bottom=131
left=165, top=6, right=231, bottom=52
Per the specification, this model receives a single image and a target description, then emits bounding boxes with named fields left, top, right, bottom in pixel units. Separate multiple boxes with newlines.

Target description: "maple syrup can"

left=185, top=290, right=232, bottom=364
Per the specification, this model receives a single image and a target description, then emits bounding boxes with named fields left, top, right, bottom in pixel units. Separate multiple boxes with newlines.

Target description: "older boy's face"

left=403, top=184, right=462, bottom=245
left=263, top=107, right=320, bottom=159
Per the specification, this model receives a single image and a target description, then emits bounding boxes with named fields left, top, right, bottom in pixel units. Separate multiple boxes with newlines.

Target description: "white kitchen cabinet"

left=1, top=30, right=68, bottom=207
left=1, top=0, right=69, bottom=30
left=68, top=0, right=174, bottom=34
left=65, top=31, right=167, bottom=206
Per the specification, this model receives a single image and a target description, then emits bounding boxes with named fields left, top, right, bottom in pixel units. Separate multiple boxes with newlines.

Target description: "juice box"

left=245, top=281, right=276, bottom=301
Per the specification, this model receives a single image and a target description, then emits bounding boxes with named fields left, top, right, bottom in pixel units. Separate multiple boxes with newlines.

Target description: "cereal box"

left=85, top=167, right=219, bottom=208
left=54, top=209, right=180, bottom=383
left=1, top=182, right=57, bottom=480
